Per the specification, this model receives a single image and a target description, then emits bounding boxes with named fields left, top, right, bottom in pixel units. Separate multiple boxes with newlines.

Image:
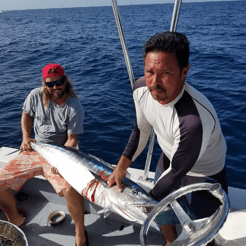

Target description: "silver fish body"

left=31, top=142, right=159, bottom=229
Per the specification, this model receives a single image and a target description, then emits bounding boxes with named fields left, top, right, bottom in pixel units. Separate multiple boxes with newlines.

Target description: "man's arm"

left=108, top=81, right=151, bottom=191
left=20, top=111, right=35, bottom=151
left=64, top=134, right=79, bottom=148
left=107, top=115, right=150, bottom=191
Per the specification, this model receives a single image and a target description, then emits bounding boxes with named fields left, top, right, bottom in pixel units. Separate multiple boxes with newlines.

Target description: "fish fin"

left=97, top=208, right=107, bottom=214
left=103, top=210, right=112, bottom=218
left=89, top=170, right=109, bottom=188
left=97, top=208, right=112, bottom=218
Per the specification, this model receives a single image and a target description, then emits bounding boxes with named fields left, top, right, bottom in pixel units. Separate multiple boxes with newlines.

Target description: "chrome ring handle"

left=140, top=183, right=229, bottom=246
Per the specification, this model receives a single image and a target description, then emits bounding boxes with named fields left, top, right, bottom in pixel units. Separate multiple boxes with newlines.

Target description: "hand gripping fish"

left=31, top=142, right=159, bottom=230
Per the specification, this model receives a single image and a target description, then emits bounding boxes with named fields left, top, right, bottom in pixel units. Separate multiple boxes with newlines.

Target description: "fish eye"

left=131, top=189, right=138, bottom=195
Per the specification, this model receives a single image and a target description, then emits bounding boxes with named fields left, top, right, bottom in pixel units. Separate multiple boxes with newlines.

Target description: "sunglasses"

left=45, top=78, right=65, bottom=88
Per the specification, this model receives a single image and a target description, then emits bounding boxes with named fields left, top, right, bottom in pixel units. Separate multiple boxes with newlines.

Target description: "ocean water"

left=0, top=1, right=245, bottom=189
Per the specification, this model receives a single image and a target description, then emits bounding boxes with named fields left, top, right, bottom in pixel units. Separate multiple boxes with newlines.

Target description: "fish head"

left=107, top=182, right=159, bottom=230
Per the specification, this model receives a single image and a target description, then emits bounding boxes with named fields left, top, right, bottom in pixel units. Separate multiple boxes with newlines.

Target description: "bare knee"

left=62, top=186, right=74, bottom=197
left=62, top=186, right=82, bottom=200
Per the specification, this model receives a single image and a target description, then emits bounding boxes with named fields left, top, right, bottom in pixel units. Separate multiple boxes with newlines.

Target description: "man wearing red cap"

left=0, top=63, right=88, bottom=246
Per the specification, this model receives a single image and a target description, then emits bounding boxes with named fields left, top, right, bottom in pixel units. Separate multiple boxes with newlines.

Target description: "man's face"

left=44, top=75, right=66, bottom=99
left=144, top=51, right=190, bottom=105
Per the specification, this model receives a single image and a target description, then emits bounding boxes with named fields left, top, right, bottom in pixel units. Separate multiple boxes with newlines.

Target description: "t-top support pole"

left=111, top=0, right=135, bottom=88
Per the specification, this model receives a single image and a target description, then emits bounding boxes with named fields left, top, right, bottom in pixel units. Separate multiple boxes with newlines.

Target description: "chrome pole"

left=111, top=0, right=135, bottom=88
left=142, top=0, right=183, bottom=180
left=170, top=0, right=183, bottom=32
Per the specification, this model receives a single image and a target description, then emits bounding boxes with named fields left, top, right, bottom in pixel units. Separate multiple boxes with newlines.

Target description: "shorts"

left=0, top=151, right=71, bottom=197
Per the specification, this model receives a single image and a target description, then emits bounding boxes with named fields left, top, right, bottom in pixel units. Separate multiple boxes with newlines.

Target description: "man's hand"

left=64, top=134, right=79, bottom=148
left=20, top=138, right=36, bottom=151
left=107, top=167, right=127, bottom=192
left=107, top=156, right=132, bottom=192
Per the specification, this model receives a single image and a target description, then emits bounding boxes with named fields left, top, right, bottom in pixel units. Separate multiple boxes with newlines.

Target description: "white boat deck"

left=1, top=146, right=246, bottom=246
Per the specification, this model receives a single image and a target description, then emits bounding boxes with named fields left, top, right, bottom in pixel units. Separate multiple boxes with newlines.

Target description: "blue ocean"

left=0, top=1, right=245, bottom=189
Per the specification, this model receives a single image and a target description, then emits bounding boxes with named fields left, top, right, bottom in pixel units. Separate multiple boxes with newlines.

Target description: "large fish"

left=31, top=142, right=159, bottom=230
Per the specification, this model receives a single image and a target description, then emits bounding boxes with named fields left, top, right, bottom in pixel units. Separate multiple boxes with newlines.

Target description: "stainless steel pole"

left=142, top=0, right=183, bottom=180
left=111, top=0, right=135, bottom=88
left=170, top=0, right=183, bottom=32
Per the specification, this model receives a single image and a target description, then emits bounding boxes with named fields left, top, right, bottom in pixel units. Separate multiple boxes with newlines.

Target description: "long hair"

left=42, top=76, right=78, bottom=107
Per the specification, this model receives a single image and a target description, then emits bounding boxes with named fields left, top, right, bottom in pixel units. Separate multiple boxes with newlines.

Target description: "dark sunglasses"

left=45, top=78, right=65, bottom=88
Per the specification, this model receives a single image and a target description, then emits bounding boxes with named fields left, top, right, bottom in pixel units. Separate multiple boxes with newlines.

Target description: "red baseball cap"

left=42, top=63, right=65, bottom=80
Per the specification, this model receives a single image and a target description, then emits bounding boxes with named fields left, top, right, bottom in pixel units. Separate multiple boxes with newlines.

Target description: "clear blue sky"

left=1, top=0, right=226, bottom=11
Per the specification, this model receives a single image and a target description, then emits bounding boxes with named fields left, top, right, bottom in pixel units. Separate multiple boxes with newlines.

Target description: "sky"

left=1, top=0, right=230, bottom=11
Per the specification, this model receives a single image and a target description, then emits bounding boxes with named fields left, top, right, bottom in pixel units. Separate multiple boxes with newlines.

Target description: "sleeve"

left=22, top=89, right=38, bottom=117
left=67, top=103, right=85, bottom=135
left=122, top=90, right=152, bottom=161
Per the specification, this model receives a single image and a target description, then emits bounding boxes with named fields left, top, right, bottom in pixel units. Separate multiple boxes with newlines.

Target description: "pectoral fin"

left=97, top=208, right=112, bottom=218
left=89, top=170, right=109, bottom=188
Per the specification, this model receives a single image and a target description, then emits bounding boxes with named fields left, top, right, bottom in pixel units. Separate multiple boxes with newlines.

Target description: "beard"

left=50, top=88, right=66, bottom=99
left=149, top=84, right=167, bottom=102
left=149, top=84, right=165, bottom=92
